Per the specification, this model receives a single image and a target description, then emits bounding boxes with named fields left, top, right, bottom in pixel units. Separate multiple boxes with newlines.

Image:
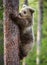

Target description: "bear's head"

left=19, top=5, right=35, bottom=19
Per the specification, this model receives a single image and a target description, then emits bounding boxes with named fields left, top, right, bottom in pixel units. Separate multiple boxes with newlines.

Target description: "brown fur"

left=10, top=5, right=35, bottom=60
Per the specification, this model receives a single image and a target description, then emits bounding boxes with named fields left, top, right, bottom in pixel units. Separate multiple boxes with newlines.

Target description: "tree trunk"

left=3, top=0, right=20, bottom=65
left=36, top=0, right=43, bottom=65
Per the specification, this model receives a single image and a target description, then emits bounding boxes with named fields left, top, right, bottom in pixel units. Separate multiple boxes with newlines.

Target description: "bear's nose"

left=19, top=13, right=22, bottom=17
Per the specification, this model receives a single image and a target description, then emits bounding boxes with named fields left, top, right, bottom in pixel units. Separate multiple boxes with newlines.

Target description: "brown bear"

left=10, top=5, right=35, bottom=60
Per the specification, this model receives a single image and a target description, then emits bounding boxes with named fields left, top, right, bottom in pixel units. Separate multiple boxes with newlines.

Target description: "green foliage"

left=0, top=0, right=3, bottom=6
left=0, top=9, right=3, bottom=19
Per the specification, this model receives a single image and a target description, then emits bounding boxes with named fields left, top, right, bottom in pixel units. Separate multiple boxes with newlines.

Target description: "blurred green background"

left=0, top=0, right=47, bottom=65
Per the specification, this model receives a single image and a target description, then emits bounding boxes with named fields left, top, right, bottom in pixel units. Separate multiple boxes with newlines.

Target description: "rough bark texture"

left=36, top=0, right=43, bottom=65
left=3, top=0, right=20, bottom=65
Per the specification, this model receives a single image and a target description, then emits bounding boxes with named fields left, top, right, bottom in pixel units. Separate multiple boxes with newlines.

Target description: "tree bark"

left=3, top=0, right=20, bottom=65
left=36, top=0, right=43, bottom=65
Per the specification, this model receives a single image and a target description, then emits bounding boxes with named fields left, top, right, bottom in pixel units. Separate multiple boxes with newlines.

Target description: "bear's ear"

left=29, top=8, right=35, bottom=14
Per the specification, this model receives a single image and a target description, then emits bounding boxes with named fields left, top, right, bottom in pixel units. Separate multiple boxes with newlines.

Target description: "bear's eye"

left=23, top=11, right=26, bottom=14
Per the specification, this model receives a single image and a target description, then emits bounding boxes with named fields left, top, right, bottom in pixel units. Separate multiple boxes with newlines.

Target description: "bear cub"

left=10, top=5, right=35, bottom=60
